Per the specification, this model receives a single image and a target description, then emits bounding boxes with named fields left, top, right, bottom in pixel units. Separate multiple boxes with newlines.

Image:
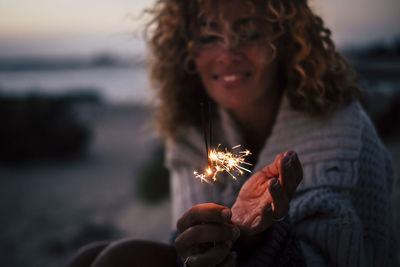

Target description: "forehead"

left=198, top=0, right=261, bottom=24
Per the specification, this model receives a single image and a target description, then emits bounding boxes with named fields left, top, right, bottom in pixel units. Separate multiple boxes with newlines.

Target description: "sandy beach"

left=0, top=103, right=398, bottom=266
left=0, top=104, right=171, bottom=267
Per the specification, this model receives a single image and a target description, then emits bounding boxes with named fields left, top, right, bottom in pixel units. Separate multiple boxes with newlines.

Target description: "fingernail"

left=284, top=156, right=292, bottom=168
left=231, top=251, right=237, bottom=260
left=289, top=151, right=297, bottom=161
left=232, top=227, right=240, bottom=239
left=222, top=209, right=231, bottom=221
left=281, top=155, right=289, bottom=167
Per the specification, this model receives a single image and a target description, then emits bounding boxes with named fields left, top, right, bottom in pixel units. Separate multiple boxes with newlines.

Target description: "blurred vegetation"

left=0, top=90, right=100, bottom=163
left=345, top=37, right=400, bottom=140
left=361, top=90, right=400, bottom=139
left=355, top=38, right=400, bottom=58
left=135, top=145, right=170, bottom=205
left=344, top=36, right=400, bottom=58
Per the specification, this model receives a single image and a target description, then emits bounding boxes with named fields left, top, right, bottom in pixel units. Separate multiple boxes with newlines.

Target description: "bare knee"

left=91, top=238, right=177, bottom=267
left=68, top=241, right=110, bottom=267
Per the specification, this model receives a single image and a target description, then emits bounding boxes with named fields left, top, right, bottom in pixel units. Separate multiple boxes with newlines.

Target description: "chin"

left=217, top=98, right=248, bottom=111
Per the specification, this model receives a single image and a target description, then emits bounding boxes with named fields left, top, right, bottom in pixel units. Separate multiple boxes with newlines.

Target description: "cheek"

left=193, top=51, right=213, bottom=76
left=246, top=46, right=274, bottom=71
left=245, top=47, right=276, bottom=84
left=193, top=53, right=219, bottom=99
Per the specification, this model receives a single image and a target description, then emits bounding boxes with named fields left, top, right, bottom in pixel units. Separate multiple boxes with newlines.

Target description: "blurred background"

left=0, top=0, right=399, bottom=266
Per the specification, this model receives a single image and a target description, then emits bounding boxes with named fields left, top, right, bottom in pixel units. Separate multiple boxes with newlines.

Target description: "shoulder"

left=256, top=100, right=365, bottom=190
left=357, top=103, right=395, bottom=190
left=299, top=101, right=366, bottom=190
left=164, top=125, right=207, bottom=170
left=294, top=100, right=393, bottom=191
left=358, top=103, right=391, bottom=159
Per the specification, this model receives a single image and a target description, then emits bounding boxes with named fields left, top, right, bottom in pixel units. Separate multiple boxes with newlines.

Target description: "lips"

left=212, top=72, right=252, bottom=84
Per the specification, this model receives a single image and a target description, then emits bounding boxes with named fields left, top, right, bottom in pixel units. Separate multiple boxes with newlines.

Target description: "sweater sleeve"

left=289, top=113, right=396, bottom=267
left=292, top=187, right=368, bottom=267
left=165, top=127, right=213, bottom=226
left=169, top=165, right=211, bottom=227
left=235, top=217, right=307, bottom=267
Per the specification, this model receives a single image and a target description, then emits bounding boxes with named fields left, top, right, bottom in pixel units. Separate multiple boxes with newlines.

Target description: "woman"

left=69, top=0, right=397, bottom=266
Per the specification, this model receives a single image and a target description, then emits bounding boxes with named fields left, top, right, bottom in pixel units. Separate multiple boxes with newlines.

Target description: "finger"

left=269, top=178, right=290, bottom=220
left=217, top=252, right=237, bottom=267
left=177, top=203, right=231, bottom=234
left=186, top=243, right=231, bottom=267
left=292, top=152, right=303, bottom=185
left=259, top=153, right=283, bottom=178
left=284, top=150, right=303, bottom=186
left=175, top=224, right=240, bottom=252
left=250, top=202, right=274, bottom=233
left=280, top=151, right=303, bottom=199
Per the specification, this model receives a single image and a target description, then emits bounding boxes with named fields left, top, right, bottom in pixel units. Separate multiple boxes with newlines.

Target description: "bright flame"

left=193, top=144, right=252, bottom=183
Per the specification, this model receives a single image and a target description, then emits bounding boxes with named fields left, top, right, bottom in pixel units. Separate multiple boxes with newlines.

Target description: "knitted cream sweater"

left=165, top=96, right=397, bottom=266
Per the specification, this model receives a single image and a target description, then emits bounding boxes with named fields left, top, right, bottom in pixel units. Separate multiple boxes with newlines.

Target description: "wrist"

left=237, top=230, right=263, bottom=247
left=233, top=217, right=292, bottom=263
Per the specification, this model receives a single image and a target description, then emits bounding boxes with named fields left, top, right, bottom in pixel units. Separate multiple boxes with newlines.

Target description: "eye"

left=248, top=33, right=261, bottom=40
left=198, top=35, right=220, bottom=44
left=240, top=32, right=261, bottom=41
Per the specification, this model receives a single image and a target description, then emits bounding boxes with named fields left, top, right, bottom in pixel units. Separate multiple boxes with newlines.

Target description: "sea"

left=1, top=53, right=399, bottom=106
left=0, top=59, right=151, bottom=105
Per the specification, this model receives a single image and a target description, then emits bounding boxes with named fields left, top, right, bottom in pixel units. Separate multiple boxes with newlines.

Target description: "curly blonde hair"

left=144, top=0, right=361, bottom=139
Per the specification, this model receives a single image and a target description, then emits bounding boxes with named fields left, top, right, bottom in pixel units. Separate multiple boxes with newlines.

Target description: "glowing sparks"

left=194, top=144, right=252, bottom=183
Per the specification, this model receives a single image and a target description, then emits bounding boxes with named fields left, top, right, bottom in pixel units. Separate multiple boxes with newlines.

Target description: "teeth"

left=214, top=73, right=250, bottom=82
left=223, top=75, right=238, bottom=82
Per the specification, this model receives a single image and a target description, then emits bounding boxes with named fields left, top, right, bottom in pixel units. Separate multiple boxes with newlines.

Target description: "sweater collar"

left=219, top=94, right=363, bottom=189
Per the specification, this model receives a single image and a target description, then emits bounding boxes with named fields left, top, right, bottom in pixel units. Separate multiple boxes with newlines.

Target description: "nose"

left=215, top=46, right=243, bottom=65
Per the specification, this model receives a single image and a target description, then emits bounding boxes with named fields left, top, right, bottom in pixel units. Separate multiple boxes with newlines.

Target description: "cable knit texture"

left=165, top=95, right=397, bottom=266
left=233, top=217, right=307, bottom=266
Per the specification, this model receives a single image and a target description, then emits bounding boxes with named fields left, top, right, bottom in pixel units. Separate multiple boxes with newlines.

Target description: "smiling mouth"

left=212, top=72, right=252, bottom=82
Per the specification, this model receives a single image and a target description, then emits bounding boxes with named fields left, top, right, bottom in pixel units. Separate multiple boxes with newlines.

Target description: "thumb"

left=259, top=153, right=284, bottom=179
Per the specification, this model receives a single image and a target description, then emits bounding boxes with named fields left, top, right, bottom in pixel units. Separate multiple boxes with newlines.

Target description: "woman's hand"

left=231, top=151, right=302, bottom=238
left=175, top=203, right=240, bottom=267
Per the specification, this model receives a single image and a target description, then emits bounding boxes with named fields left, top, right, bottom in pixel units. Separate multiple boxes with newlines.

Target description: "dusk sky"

left=0, top=0, right=399, bottom=56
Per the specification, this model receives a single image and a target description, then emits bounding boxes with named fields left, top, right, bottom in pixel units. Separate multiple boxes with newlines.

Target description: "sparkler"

left=194, top=102, right=252, bottom=184
left=194, top=144, right=252, bottom=183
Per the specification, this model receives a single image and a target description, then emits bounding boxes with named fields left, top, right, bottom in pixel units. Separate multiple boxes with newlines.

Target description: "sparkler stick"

left=200, top=102, right=212, bottom=167
left=200, top=102, right=214, bottom=201
left=208, top=102, right=212, bottom=156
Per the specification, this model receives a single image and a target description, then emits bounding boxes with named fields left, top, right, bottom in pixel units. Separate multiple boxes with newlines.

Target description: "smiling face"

left=192, top=0, right=278, bottom=114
